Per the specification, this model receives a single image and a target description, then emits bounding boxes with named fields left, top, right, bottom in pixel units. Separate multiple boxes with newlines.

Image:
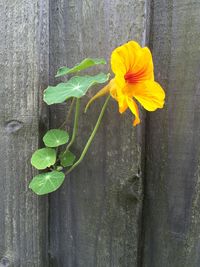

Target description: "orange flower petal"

left=109, top=79, right=123, bottom=100
left=126, top=96, right=141, bottom=126
left=130, top=47, right=154, bottom=81
left=110, top=41, right=141, bottom=88
left=118, top=95, right=128, bottom=113
left=111, top=50, right=127, bottom=75
left=111, top=41, right=154, bottom=84
left=128, top=81, right=165, bottom=111
left=108, top=80, right=128, bottom=113
left=113, top=41, right=141, bottom=72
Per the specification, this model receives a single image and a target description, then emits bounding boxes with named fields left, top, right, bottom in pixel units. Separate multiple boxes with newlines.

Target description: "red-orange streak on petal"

left=124, top=69, right=147, bottom=83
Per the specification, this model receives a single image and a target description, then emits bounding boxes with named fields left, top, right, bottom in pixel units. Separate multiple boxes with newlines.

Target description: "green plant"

left=29, top=41, right=165, bottom=195
left=29, top=58, right=110, bottom=195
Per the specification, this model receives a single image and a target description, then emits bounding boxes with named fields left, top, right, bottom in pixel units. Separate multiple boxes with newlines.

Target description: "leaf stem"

left=59, top=97, right=75, bottom=129
left=65, top=95, right=110, bottom=176
left=64, top=98, right=80, bottom=152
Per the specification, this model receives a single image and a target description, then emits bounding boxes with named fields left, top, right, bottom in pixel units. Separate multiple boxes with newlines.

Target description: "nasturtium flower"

left=87, top=41, right=165, bottom=126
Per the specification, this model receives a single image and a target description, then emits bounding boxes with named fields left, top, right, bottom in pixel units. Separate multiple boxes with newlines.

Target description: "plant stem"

left=65, top=95, right=110, bottom=176
left=59, top=97, right=75, bottom=129
left=64, top=98, right=80, bottom=152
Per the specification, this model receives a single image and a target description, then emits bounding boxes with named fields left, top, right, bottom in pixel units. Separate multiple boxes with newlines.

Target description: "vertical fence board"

left=0, top=1, right=49, bottom=266
left=142, top=0, right=200, bottom=266
left=49, top=0, right=147, bottom=266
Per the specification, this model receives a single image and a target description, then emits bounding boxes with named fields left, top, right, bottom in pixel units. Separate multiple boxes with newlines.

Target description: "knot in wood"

left=5, top=120, right=23, bottom=133
left=0, top=257, right=10, bottom=267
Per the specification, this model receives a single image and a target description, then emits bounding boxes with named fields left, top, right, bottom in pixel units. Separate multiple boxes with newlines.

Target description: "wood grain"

left=141, top=0, right=200, bottom=266
left=0, top=1, right=49, bottom=266
left=48, top=0, right=147, bottom=266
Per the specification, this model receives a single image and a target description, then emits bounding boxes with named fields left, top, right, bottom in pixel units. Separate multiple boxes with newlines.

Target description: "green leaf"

left=59, top=151, right=76, bottom=167
left=43, top=129, right=69, bottom=147
left=55, top=58, right=106, bottom=77
left=29, top=171, right=65, bottom=195
left=44, top=73, right=110, bottom=105
left=31, top=148, right=56, bottom=170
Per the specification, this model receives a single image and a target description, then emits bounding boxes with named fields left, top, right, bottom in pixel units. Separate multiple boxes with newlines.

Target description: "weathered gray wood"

left=0, top=1, right=49, bottom=266
left=48, top=0, right=147, bottom=266
left=142, top=0, right=200, bottom=266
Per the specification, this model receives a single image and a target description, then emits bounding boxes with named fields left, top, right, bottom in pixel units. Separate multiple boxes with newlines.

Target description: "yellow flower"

left=86, top=41, right=165, bottom=126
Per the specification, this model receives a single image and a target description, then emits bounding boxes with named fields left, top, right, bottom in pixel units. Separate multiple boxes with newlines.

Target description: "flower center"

left=124, top=70, right=145, bottom=83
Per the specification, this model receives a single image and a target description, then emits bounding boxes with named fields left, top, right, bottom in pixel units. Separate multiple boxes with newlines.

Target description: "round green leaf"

left=43, top=129, right=69, bottom=147
left=43, top=73, right=110, bottom=105
left=59, top=151, right=76, bottom=167
left=31, top=148, right=56, bottom=170
left=29, top=171, right=65, bottom=195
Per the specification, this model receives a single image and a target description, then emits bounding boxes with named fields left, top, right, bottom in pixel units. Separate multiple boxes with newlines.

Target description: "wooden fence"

left=0, top=0, right=200, bottom=266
